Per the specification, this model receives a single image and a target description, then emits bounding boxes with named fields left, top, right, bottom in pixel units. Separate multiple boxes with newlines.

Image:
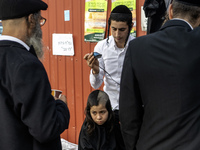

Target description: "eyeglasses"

left=40, top=16, right=46, bottom=26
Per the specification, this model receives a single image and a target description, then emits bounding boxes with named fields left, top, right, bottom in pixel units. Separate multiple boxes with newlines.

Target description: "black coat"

left=0, top=40, right=70, bottom=150
left=78, top=119, right=117, bottom=150
left=119, top=20, right=200, bottom=150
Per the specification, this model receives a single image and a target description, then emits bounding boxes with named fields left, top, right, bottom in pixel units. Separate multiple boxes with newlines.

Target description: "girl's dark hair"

left=107, top=5, right=133, bottom=46
left=85, top=90, right=114, bottom=136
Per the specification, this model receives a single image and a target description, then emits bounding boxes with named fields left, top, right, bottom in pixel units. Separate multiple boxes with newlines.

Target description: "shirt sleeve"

left=89, top=41, right=105, bottom=89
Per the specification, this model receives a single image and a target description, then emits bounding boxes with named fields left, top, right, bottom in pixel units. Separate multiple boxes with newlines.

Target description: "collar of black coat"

left=160, top=19, right=193, bottom=31
left=0, top=40, right=37, bottom=57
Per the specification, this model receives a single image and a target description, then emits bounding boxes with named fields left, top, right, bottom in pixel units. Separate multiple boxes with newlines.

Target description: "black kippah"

left=175, top=0, right=200, bottom=6
left=111, top=5, right=132, bottom=14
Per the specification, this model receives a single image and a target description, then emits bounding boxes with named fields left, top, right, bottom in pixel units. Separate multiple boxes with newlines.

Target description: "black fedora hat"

left=175, top=0, right=200, bottom=6
left=0, top=0, right=48, bottom=20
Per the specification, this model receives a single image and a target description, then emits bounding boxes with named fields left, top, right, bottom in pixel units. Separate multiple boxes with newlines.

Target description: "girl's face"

left=90, top=104, right=109, bottom=125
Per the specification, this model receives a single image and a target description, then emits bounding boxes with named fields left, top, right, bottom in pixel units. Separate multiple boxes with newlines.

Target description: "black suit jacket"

left=78, top=119, right=117, bottom=150
left=119, top=20, right=200, bottom=150
left=0, top=40, right=70, bottom=150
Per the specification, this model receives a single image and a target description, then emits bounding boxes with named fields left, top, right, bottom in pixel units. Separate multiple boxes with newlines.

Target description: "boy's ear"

left=129, top=22, right=133, bottom=30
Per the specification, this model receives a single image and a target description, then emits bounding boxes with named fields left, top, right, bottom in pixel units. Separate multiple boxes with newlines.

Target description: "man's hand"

left=84, top=52, right=100, bottom=74
left=55, top=94, right=67, bottom=105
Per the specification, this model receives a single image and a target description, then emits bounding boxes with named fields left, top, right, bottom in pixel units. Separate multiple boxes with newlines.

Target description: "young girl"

left=78, top=90, right=117, bottom=150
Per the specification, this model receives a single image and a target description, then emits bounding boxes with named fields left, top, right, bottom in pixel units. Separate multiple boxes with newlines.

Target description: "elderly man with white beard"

left=0, top=0, right=70, bottom=150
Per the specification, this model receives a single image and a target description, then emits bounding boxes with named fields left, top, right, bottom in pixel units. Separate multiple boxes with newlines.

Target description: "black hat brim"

left=0, top=0, right=48, bottom=20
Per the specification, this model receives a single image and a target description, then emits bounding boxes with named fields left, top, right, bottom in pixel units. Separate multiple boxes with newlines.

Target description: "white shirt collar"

left=111, top=35, right=133, bottom=50
left=0, top=35, right=30, bottom=51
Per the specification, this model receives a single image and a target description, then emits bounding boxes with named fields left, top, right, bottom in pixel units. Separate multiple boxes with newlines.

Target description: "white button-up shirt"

left=90, top=35, right=135, bottom=110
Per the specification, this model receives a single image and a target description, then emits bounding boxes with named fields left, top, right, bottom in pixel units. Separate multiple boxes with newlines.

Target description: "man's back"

left=0, top=40, right=69, bottom=150
left=120, top=19, right=200, bottom=150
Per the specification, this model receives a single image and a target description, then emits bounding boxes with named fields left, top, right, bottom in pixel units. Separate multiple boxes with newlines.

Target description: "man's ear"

left=168, top=4, right=173, bottom=19
left=130, top=22, right=133, bottom=30
left=27, top=14, right=36, bottom=28
left=26, top=14, right=37, bottom=37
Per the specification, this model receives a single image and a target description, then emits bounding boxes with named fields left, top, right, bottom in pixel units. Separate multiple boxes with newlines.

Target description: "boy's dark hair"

left=85, top=90, right=114, bottom=136
left=107, top=5, right=133, bottom=46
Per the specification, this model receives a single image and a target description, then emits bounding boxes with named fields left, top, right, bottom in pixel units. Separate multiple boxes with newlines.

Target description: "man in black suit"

left=119, top=0, right=200, bottom=149
left=0, top=0, right=70, bottom=150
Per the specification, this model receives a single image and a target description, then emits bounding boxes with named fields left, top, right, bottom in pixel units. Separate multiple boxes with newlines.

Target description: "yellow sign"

left=84, top=0, right=108, bottom=42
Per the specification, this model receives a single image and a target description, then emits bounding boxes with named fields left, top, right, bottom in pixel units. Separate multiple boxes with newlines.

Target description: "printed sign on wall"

left=52, top=34, right=74, bottom=56
left=84, top=0, right=108, bottom=42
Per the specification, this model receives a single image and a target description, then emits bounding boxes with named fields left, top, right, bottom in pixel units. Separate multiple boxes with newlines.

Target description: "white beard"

left=27, top=22, right=44, bottom=59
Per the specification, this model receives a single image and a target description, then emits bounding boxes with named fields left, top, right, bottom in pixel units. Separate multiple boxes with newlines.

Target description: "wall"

left=41, top=0, right=146, bottom=144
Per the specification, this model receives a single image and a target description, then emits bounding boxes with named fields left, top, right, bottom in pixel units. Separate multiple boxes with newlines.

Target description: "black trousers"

left=114, top=110, right=126, bottom=150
